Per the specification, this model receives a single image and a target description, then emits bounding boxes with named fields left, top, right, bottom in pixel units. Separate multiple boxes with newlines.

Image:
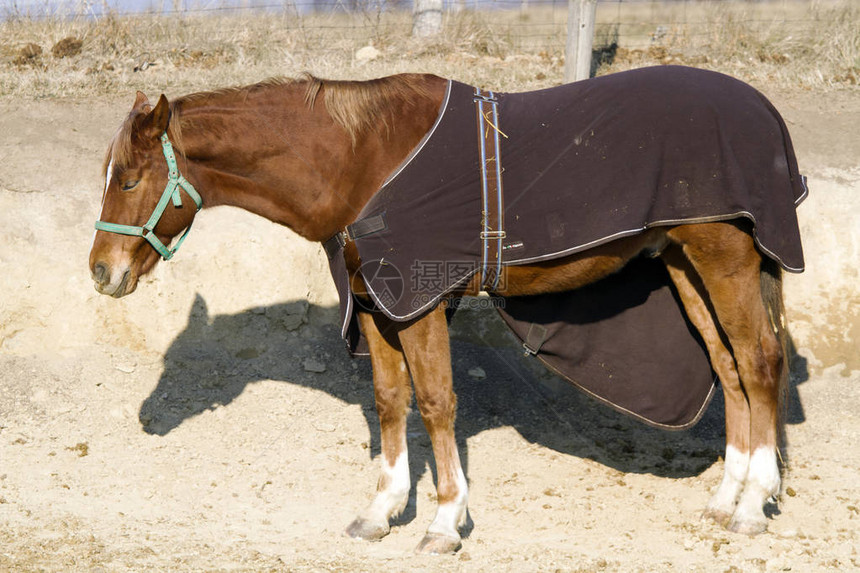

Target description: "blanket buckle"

left=323, top=230, right=349, bottom=259
left=473, top=93, right=498, bottom=104
left=480, top=230, right=507, bottom=240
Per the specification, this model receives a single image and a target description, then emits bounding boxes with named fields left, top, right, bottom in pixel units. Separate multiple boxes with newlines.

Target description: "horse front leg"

left=345, top=310, right=413, bottom=541
left=398, top=305, right=467, bottom=554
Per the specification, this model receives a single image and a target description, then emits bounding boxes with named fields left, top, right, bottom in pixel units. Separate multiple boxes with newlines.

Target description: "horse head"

left=89, top=92, right=202, bottom=298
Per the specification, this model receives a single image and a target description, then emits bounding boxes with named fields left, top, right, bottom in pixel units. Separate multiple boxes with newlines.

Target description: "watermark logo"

left=409, top=292, right=505, bottom=311
left=353, top=258, right=507, bottom=312
left=410, top=260, right=506, bottom=292
left=354, top=259, right=405, bottom=312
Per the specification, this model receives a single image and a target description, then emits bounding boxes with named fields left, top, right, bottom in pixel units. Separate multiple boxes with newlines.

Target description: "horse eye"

left=121, top=180, right=139, bottom=191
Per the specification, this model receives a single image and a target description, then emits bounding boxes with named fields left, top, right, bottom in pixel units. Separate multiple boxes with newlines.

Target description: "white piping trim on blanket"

left=500, top=175, right=809, bottom=273
left=503, top=209, right=807, bottom=273
left=339, top=80, right=454, bottom=343
left=364, top=267, right=480, bottom=322
left=534, top=352, right=720, bottom=431
left=797, top=174, right=809, bottom=206
left=362, top=208, right=805, bottom=323
left=340, top=276, right=354, bottom=337
left=378, top=80, right=453, bottom=190
left=354, top=77, right=808, bottom=322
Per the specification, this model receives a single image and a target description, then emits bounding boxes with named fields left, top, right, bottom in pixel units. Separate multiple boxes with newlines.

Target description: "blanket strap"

left=522, top=323, right=548, bottom=356
left=322, top=213, right=388, bottom=259
left=474, top=89, right=506, bottom=292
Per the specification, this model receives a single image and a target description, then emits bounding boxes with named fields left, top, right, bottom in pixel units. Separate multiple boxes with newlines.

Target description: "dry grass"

left=599, top=0, right=860, bottom=87
left=0, top=0, right=857, bottom=99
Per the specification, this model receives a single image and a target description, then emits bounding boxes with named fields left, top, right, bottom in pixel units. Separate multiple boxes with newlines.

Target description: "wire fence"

left=2, top=0, right=853, bottom=70
left=4, top=0, right=837, bottom=43
left=2, top=0, right=855, bottom=95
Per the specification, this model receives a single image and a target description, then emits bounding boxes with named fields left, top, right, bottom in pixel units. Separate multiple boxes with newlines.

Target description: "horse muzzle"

left=91, top=262, right=136, bottom=298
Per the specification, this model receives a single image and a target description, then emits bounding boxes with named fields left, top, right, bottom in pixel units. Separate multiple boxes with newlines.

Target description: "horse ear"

left=140, top=94, right=171, bottom=140
left=133, top=91, right=150, bottom=111
left=188, top=293, right=210, bottom=330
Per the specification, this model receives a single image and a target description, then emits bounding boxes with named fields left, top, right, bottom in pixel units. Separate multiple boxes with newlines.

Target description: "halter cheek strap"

left=94, top=133, right=203, bottom=261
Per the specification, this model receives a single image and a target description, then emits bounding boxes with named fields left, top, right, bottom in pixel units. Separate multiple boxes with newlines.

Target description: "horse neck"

left=173, top=76, right=448, bottom=242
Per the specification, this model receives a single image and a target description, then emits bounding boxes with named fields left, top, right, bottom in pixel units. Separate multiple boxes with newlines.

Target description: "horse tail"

left=760, top=256, right=789, bottom=463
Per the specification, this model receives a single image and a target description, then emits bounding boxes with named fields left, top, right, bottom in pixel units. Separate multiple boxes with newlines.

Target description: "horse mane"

left=302, top=73, right=434, bottom=143
left=171, top=73, right=434, bottom=145
left=103, top=73, right=434, bottom=176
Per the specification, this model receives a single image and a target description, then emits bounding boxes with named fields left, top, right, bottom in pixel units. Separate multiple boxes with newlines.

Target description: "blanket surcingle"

left=326, top=66, right=807, bottom=429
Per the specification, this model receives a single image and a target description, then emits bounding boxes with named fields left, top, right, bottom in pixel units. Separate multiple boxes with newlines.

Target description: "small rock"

left=268, top=301, right=307, bottom=331
left=303, top=359, right=326, bottom=373
left=467, top=367, right=486, bottom=379
left=355, top=45, right=380, bottom=62
left=66, top=442, right=89, bottom=457
left=236, top=347, right=261, bottom=360
left=115, top=364, right=136, bottom=374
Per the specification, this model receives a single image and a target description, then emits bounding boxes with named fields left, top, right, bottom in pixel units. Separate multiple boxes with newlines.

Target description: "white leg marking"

left=426, top=466, right=468, bottom=538
left=708, top=444, right=749, bottom=516
left=733, top=447, right=780, bottom=527
left=747, top=447, right=781, bottom=497
left=362, top=451, right=410, bottom=524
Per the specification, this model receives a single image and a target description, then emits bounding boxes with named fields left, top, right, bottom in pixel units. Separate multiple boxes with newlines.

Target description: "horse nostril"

left=93, top=262, right=108, bottom=284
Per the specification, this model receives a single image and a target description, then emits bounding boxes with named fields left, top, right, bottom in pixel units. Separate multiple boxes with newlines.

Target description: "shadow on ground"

left=138, top=294, right=809, bottom=528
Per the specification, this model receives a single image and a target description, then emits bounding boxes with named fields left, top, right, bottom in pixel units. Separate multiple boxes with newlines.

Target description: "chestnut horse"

left=89, top=73, right=789, bottom=554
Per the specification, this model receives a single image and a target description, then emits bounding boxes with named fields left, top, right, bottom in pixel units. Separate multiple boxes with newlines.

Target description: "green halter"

left=94, top=133, right=203, bottom=261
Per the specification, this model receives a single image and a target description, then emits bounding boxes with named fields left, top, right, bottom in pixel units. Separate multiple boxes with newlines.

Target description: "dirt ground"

left=0, top=82, right=858, bottom=572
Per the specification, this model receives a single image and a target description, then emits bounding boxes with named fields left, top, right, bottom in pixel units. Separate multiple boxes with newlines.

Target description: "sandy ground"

left=0, top=83, right=858, bottom=572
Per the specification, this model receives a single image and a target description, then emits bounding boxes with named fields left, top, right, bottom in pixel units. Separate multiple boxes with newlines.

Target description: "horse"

left=89, top=67, right=802, bottom=554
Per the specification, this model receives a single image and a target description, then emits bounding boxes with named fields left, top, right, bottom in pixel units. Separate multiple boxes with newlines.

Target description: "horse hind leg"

left=730, top=257, right=787, bottom=534
left=345, top=311, right=413, bottom=541
left=667, top=223, right=786, bottom=535
left=661, top=246, right=750, bottom=526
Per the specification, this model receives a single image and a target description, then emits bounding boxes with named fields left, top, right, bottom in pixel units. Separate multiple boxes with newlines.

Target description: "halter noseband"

left=94, top=133, right=203, bottom=261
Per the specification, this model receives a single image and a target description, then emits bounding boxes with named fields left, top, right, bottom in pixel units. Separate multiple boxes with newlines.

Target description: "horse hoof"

left=727, top=517, right=767, bottom=536
left=414, top=532, right=461, bottom=555
left=344, top=517, right=390, bottom=541
left=702, top=508, right=732, bottom=527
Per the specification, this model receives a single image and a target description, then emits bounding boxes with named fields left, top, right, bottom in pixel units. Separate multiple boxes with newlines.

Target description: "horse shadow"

left=140, top=293, right=809, bottom=529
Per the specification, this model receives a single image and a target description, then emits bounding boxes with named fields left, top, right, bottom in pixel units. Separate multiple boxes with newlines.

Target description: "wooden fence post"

left=564, top=0, right=597, bottom=83
left=412, top=0, right=443, bottom=37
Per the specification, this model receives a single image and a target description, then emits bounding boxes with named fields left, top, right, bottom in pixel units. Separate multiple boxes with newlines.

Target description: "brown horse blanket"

left=326, top=66, right=806, bottom=428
